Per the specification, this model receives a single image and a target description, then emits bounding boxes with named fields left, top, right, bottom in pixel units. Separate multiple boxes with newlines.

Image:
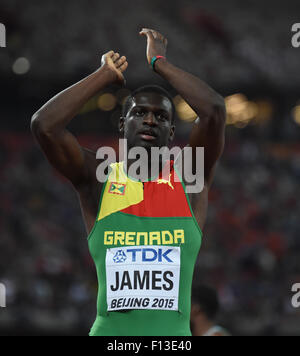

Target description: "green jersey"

left=88, top=161, right=202, bottom=336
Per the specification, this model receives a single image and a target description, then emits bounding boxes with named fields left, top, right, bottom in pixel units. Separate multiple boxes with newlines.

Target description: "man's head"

left=119, top=85, right=175, bottom=150
left=191, top=285, right=220, bottom=324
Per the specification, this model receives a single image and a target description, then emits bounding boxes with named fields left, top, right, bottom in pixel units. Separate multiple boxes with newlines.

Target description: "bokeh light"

left=292, top=105, right=300, bottom=125
left=173, top=95, right=197, bottom=122
left=12, top=57, right=30, bottom=75
left=97, top=93, right=117, bottom=111
left=225, top=93, right=258, bottom=128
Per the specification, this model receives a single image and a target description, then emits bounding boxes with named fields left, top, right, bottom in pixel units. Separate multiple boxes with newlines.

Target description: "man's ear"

left=119, top=116, right=125, bottom=134
left=190, top=303, right=201, bottom=320
left=169, top=125, right=175, bottom=143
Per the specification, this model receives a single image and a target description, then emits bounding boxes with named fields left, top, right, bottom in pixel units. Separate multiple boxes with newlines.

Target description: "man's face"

left=120, top=92, right=175, bottom=150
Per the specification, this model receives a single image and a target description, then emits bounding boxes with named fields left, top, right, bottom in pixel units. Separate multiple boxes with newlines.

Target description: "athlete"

left=191, top=284, right=231, bottom=336
left=31, top=28, right=226, bottom=336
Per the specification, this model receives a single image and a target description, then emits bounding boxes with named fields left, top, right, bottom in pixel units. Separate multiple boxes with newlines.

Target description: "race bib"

left=106, top=245, right=181, bottom=311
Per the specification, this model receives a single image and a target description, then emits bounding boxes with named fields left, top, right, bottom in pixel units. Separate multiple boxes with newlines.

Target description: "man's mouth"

left=138, top=130, right=157, bottom=141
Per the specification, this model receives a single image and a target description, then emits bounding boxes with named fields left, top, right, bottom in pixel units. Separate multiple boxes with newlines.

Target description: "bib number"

left=106, top=246, right=181, bottom=311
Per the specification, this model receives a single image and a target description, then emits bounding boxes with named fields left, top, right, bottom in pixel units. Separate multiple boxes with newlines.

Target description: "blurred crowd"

left=1, top=0, right=299, bottom=90
left=194, top=138, right=300, bottom=335
left=0, top=132, right=299, bottom=335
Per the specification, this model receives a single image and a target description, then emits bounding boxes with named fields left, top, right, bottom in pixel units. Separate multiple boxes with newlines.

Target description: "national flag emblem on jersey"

left=108, top=182, right=126, bottom=196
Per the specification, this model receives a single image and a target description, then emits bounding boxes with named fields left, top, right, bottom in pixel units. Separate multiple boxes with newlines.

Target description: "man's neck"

left=124, top=155, right=168, bottom=181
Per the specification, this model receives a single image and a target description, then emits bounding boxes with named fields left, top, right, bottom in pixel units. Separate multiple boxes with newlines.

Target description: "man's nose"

left=143, top=112, right=157, bottom=125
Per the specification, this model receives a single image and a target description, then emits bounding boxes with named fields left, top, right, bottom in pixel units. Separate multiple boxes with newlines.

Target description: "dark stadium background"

left=0, top=0, right=300, bottom=336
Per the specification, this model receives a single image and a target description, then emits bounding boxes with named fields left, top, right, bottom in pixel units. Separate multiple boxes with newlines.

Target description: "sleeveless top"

left=88, top=160, right=202, bottom=336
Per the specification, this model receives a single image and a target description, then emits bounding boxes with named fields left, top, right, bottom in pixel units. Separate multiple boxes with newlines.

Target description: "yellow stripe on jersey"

left=98, top=162, right=143, bottom=221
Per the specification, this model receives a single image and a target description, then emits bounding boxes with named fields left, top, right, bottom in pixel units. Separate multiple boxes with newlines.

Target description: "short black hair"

left=122, top=85, right=175, bottom=123
left=192, top=284, right=220, bottom=320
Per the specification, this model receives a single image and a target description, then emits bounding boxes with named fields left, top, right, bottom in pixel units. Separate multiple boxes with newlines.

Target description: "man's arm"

left=31, top=51, right=128, bottom=187
left=139, top=29, right=226, bottom=186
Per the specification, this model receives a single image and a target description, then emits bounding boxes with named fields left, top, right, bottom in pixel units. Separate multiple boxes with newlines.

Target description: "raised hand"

left=139, top=28, right=168, bottom=65
left=101, top=50, right=128, bottom=85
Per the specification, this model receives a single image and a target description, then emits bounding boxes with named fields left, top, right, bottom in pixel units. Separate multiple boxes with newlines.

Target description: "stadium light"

left=292, top=105, right=300, bottom=125
left=97, top=93, right=117, bottom=111
left=173, top=95, right=197, bottom=122
left=12, top=57, right=30, bottom=75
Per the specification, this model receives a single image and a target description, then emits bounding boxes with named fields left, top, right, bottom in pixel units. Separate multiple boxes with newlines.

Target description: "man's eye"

left=136, top=110, right=145, bottom=116
left=157, top=113, right=167, bottom=121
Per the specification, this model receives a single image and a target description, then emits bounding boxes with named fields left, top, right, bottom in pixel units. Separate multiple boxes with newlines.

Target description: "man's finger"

left=151, top=31, right=159, bottom=40
left=140, top=28, right=166, bottom=44
left=115, top=56, right=127, bottom=68
left=112, top=52, right=120, bottom=61
left=139, top=28, right=154, bottom=35
left=141, top=27, right=153, bottom=32
left=106, top=50, right=115, bottom=57
left=153, top=31, right=166, bottom=43
left=142, top=28, right=164, bottom=38
left=139, top=29, right=155, bottom=41
left=119, top=62, right=128, bottom=72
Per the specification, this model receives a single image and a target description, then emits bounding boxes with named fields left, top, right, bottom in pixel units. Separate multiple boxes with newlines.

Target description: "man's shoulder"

left=82, top=147, right=97, bottom=158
